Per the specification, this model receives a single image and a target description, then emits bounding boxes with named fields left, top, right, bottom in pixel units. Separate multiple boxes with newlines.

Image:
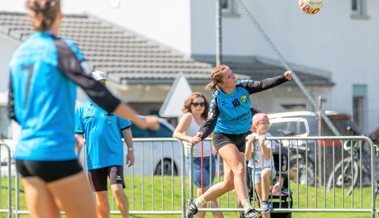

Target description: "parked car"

left=268, top=111, right=362, bottom=137
left=128, top=117, right=183, bottom=176
left=130, top=117, right=174, bottom=138
left=267, top=111, right=362, bottom=185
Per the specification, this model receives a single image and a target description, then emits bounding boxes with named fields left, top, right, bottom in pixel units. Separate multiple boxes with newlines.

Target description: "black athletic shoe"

left=186, top=198, right=198, bottom=218
left=244, top=208, right=261, bottom=218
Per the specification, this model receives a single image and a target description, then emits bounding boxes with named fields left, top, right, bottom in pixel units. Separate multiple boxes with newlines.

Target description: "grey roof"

left=0, top=11, right=216, bottom=84
left=224, top=59, right=334, bottom=86
left=0, top=11, right=332, bottom=86
left=194, top=55, right=334, bottom=86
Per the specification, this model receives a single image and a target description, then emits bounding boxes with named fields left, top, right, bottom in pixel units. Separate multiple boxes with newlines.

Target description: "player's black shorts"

left=15, top=159, right=83, bottom=183
left=88, top=165, right=125, bottom=192
left=212, top=132, right=248, bottom=152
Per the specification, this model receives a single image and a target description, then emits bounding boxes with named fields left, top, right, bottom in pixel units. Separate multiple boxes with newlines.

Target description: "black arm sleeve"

left=54, top=40, right=120, bottom=113
left=244, top=75, right=287, bottom=94
left=7, top=73, right=18, bottom=124
left=199, top=98, right=220, bottom=140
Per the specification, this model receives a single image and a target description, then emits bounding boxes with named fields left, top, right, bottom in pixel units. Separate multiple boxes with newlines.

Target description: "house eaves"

left=193, top=56, right=334, bottom=87
left=225, top=59, right=334, bottom=86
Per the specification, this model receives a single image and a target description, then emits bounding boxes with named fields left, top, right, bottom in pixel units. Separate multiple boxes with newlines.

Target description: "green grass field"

left=0, top=176, right=378, bottom=218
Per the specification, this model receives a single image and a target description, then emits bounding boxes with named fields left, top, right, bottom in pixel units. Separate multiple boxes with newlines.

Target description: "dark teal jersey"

left=8, top=32, right=121, bottom=161
left=200, top=77, right=287, bottom=139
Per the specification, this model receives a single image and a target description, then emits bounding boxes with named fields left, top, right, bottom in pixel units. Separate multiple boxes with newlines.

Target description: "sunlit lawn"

left=0, top=176, right=378, bottom=217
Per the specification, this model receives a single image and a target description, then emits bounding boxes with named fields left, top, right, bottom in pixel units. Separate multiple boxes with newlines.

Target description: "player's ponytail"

left=206, top=64, right=228, bottom=91
left=26, top=0, right=60, bottom=32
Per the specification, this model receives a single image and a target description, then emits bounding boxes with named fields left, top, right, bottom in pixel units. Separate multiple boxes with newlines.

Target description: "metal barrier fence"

left=0, top=136, right=378, bottom=217
left=188, top=136, right=378, bottom=218
left=0, top=142, right=13, bottom=218
left=89, top=138, right=187, bottom=217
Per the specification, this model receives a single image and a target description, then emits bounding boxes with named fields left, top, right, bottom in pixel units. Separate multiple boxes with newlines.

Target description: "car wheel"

left=154, top=158, right=178, bottom=176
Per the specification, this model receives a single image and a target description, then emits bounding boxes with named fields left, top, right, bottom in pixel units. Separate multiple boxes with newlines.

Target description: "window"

left=0, top=106, right=12, bottom=139
left=351, top=0, right=368, bottom=17
left=353, top=97, right=365, bottom=129
left=221, top=0, right=229, bottom=10
left=220, top=0, right=239, bottom=16
left=352, top=84, right=367, bottom=130
left=270, top=120, right=307, bottom=136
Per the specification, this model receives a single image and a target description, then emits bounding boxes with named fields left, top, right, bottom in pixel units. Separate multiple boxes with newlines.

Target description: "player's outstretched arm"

left=245, top=70, right=292, bottom=93
left=114, top=103, right=159, bottom=130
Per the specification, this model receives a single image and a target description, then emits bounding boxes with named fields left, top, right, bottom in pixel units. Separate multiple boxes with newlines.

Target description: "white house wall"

left=0, top=34, right=19, bottom=93
left=220, top=0, right=379, bottom=132
left=2, top=1, right=378, bottom=132
left=190, top=0, right=216, bottom=55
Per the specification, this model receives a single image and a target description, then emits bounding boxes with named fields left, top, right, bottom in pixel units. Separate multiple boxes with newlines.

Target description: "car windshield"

left=270, top=119, right=307, bottom=136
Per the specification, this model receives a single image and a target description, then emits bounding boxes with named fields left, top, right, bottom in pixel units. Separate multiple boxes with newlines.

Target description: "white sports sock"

left=241, top=199, right=252, bottom=213
left=195, top=196, right=206, bottom=207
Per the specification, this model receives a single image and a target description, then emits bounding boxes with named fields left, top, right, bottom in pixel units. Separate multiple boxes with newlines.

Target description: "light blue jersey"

left=75, top=100, right=131, bottom=170
left=8, top=32, right=121, bottom=161
left=9, top=32, right=80, bottom=160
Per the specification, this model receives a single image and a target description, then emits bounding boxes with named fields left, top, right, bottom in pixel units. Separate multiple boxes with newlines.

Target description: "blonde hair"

left=206, top=64, right=229, bottom=91
left=26, top=0, right=60, bottom=32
